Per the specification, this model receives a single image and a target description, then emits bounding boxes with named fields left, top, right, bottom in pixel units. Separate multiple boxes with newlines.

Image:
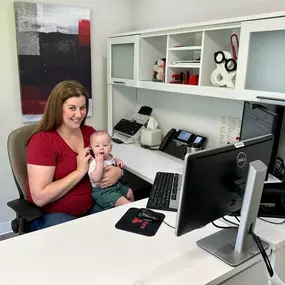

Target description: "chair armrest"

left=7, top=199, right=42, bottom=222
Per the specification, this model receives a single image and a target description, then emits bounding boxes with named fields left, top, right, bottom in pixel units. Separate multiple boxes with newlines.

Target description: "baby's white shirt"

left=88, top=157, right=116, bottom=187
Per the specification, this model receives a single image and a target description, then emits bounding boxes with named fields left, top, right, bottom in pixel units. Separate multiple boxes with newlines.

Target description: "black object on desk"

left=146, top=172, right=181, bottom=212
left=115, top=207, right=165, bottom=237
left=231, top=182, right=285, bottom=218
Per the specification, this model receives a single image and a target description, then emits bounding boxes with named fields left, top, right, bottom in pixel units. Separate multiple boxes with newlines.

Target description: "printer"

left=112, top=106, right=152, bottom=144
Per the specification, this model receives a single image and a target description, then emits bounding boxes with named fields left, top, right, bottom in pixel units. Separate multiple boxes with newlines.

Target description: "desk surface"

left=112, top=143, right=280, bottom=184
left=112, top=143, right=183, bottom=184
left=1, top=199, right=285, bottom=285
left=2, top=144, right=285, bottom=285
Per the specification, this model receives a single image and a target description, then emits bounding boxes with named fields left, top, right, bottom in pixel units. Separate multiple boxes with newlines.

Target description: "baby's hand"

left=114, top=158, right=125, bottom=168
left=95, top=153, right=104, bottom=163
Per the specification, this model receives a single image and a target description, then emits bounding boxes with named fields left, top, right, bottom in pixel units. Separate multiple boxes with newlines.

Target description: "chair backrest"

left=7, top=124, right=37, bottom=199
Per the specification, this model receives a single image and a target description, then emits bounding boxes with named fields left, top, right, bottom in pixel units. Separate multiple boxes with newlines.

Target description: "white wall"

left=136, top=90, right=244, bottom=149
left=0, top=0, right=133, bottom=234
left=132, top=0, right=285, bottom=30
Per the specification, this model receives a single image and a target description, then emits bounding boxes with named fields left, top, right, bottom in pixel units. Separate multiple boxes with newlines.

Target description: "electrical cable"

left=211, top=221, right=237, bottom=229
left=163, top=220, right=175, bottom=229
left=234, top=215, right=240, bottom=223
left=249, top=224, right=274, bottom=277
left=258, top=217, right=285, bottom=225
left=222, top=216, right=239, bottom=226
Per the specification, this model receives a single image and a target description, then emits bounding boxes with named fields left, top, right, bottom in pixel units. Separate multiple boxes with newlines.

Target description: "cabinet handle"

left=257, top=96, right=285, bottom=105
left=113, top=81, right=126, bottom=85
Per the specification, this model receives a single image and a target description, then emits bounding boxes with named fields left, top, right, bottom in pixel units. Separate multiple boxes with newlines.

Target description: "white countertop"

left=1, top=198, right=285, bottom=285
left=112, top=143, right=183, bottom=184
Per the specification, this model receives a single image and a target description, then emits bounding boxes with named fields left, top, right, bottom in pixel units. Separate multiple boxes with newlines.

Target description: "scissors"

left=230, top=34, right=239, bottom=60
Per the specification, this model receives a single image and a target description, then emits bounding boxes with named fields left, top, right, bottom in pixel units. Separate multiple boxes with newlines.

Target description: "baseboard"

left=0, top=221, right=12, bottom=235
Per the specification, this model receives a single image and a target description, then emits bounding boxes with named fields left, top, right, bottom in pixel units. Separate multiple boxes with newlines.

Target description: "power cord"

left=211, top=221, right=237, bottom=229
left=249, top=224, right=274, bottom=277
left=163, top=220, right=175, bottom=229
left=222, top=216, right=239, bottom=227
left=258, top=217, right=285, bottom=225
left=215, top=216, right=284, bottom=284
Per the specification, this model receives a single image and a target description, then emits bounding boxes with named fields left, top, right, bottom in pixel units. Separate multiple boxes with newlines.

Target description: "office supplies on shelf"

left=146, top=172, right=182, bottom=211
left=112, top=107, right=152, bottom=144
left=230, top=33, right=239, bottom=60
left=115, top=207, right=165, bottom=236
left=159, top=128, right=206, bottom=160
left=211, top=50, right=236, bottom=88
left=152, top=58, right=166, bottom=82
left=172, top=59, right=200, bottom=65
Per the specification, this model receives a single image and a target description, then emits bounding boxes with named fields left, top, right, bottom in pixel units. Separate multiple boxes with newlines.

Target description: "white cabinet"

left=236, top=17, right=285, bottom=105
left=107, top=14, right=285, bottom=106
left=107, top=35, right=140, bottom=87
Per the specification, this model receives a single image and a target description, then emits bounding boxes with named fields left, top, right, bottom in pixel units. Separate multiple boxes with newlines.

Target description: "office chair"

left=7, top=124, right=42, bottom=234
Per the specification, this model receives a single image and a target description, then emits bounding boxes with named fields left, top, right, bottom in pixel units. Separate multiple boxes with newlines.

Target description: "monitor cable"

left=258, top=217, right=285, bottom=225
left=163, top=220, right=175, bottom=229
left=211, top=221, right=237, bottom=229
left=249, top=224, right=285, bottom=285
left=220, top=216, right=285, bottom=285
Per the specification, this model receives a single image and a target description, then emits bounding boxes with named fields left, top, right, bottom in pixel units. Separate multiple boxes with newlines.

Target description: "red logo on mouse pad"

left=132, top=217, right=149, bottom=229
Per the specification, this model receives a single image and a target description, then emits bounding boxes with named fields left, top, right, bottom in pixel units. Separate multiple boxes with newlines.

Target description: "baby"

left=88, top=131, right=134, bottom=210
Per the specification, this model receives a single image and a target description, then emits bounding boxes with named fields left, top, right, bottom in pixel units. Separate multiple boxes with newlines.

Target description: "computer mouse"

left=136, top=208, right=161, bottom=222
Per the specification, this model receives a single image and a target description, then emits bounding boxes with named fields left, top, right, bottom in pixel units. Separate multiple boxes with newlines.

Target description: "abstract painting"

left=14, top=2, right=92, bottom=122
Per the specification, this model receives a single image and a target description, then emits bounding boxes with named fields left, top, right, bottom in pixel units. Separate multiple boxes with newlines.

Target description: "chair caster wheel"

left=11, top=218, right=19, bottom=233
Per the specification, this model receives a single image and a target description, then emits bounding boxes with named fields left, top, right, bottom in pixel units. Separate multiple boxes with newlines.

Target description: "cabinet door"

left=107, top=35, right=140, bottom=87
left=236, top=17, right=285, bottom=105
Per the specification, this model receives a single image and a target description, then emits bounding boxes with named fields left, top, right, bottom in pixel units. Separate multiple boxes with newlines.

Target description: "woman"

left=27, top=80, right=122, bottom=231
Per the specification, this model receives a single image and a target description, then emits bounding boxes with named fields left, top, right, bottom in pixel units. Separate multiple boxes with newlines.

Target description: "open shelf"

left=200, top=28, right=240, bottom=88
left=140, top=35, right=167, bottom=82
left=168, top=32, right=203, bottom=49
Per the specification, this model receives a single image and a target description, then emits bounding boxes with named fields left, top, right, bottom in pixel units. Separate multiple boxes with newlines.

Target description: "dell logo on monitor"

left=237, top=152, right=247, bottom=168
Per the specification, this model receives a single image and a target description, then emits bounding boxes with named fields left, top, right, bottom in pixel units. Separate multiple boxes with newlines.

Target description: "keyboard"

left=146, top=172, right=182, bottom=212
left=114, top=119, right=143, bottom=136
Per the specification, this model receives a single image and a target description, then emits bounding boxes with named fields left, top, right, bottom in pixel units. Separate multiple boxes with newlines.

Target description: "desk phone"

left=159, top=128, right=207, bottom=159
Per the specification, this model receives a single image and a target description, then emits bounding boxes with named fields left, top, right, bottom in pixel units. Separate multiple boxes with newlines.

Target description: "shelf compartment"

left=200, top=28, right=240, bottom=88
left=168, top=32, right=203, bottom=49
left=140, top=35, right=167, bottom=82
left=166, top=65, right=200, bottom=85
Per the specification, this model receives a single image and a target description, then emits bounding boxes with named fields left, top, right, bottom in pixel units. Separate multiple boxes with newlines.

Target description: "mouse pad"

left=115, top=207, right=165, bottom=237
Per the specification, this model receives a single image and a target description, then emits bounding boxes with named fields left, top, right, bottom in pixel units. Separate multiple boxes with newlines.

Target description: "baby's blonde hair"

left=90, top=130, right=111, bottom=143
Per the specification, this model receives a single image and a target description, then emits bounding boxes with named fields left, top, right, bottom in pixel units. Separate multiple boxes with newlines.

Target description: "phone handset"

left=159, top=128, right=177, bottom=150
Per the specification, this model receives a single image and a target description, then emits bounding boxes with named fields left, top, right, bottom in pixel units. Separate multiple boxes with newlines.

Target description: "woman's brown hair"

left=26, top=80, right=89, bottom=144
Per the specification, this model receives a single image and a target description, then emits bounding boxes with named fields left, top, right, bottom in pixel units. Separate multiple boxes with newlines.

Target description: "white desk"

left=112, top=143, right=183, bottom=184
left=1, top=143, right=285, bottom=285
left=1, top=199, right=285, bottom=285
left=112, top=143, right=280, bottom=184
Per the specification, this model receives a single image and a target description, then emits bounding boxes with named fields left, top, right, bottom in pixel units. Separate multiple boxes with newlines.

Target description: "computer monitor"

left=175, top=134, right=273, bottom=237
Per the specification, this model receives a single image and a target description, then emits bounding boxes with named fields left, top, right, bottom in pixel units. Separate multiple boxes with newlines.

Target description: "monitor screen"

left=175, top=134, right=273, bottom=237
left=177, top=131, right=191, bottom=142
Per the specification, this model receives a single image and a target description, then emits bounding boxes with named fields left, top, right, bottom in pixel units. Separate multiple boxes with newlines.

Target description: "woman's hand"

left=99, top=166, right=122, bottom=188
left=77, top=147, right=92, bottom=174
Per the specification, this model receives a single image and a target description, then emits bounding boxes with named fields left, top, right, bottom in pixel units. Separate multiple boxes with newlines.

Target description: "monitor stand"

left=197, top=160, right=270, bottom=266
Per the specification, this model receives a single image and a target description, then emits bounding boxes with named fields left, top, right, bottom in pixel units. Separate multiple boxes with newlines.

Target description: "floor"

left=0, top=232, right=17, bottom=241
